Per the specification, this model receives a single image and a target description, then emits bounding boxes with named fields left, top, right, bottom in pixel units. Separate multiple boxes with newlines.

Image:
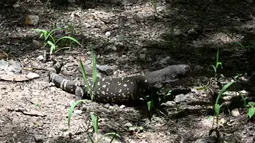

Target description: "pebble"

left=119, top=105, right=125, bottom=109
left=105, top=31, right=111, bottom=37
left=25, top=15, right=39, bottom=25
left=37, top=55, right=44, bottom=61
left=105, top=45, right=117, bottom=51
left=26, top=72, right=40, bottom=79
left=73, top=110, right=83, bottom=115
left=124, top=122, right=133, bottom=127
left=174, top=94, right=187, bottom=103
left=231, top=108, right=240, bottom=117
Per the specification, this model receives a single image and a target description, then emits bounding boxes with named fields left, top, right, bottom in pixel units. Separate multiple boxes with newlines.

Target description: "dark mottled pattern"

left=49, top=64, right=190, bottom=102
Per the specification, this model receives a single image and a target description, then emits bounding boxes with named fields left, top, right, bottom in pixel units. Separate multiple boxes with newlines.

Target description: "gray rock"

left=173, top=28, right=182, bottom=36
left=7, top=60, right=22, bottom=74
left=174, top=94, right=187, bottom=103
left=161, top=101, right=176, bottom=107
left=37, top=55, right=44, bottom=61
left=124, top=122, right=133, bottom=127
left=231, top=108, right=240, bottom=117
left=105, top=31, right=111, bottom=37
left=0, top=59, right=8, bottom=71
left=188, top=28, right=197, bottom=35
left=26, top=72, right=40, bottom=79
left=105, top=45, right=117, bottom=51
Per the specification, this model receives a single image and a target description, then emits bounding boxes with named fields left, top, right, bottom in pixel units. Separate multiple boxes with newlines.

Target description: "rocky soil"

left=0, top=0, right=255, bottom=142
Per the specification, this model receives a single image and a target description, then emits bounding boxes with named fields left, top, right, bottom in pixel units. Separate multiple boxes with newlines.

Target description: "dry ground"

left=0, top=0, right=255, bottom=142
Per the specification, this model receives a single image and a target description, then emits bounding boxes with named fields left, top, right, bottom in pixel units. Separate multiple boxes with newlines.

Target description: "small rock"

left=124, top=122, right=133, bottom=127
left=37, top=55, right=44, bottom=61
left=174, top=94, right=187, bottom=103
left=0, top=59, right=8, bottom=70
left=161, top=101, right=175, bottom=107
left=73, top=110, right=83, bottom=115
left=231, top=108, right=240, bottom=117
left=104, top=103, right=110, bottom=109
left=240, top=90, right=248, bottom=96
left=105, top=45, right=117, bottom=51
left=26, top=72, right=40, bottom=79
left=32, top=91, right=40, bottom=96
left=119, top=105, right=125, bottom=109
left=25, top=15, right=39, bottom=25
left=8, top=60, right=22, bottom=73
left=105, top=31, right=111, bottom=37
left=173, top=28, right=182, bottom=36
left=188, top=28, right=197, bottom=35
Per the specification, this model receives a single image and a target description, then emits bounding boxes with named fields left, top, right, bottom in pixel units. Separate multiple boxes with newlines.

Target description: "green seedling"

left=214, top=81, right=234, bottom=127
left=32, top=27, right=81, bottom=54
left=211, top=48, right=223, bottom=78
left=89, top=112, right=120, bottom=143
left=68, top=47, right=119, bottom=142
left=233, top=41, right=255, bottom=51
left=68, top=47, right=98, bottom=129
left=147, top=88, right=173, bottom=113
left=247, top=102, right=255, bottom=119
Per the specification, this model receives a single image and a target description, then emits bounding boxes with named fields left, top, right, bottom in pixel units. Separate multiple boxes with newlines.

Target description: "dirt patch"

left=1, top=0, right=255, bottom=142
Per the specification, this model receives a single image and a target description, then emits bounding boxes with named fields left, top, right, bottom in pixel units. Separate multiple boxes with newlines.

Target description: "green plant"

left=213, top=81, right=234, bottom=127
left=88, top=112, right=120, bottom=143
left=67, top=47, right=119, bottom=142
left=233, top=41, right=255, bottom=51
left=211, top=48, right=223, bottom=78
left=68, top=47, right=98, bottom=129
left=146, top=88, right=173, bottom=114
left=32, top=27, right=81, bottom=54
left=247, top=102, right=255, bottom=119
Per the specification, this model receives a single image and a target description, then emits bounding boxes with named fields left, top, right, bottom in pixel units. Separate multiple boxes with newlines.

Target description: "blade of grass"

left=215, top=81, right=234, bottom=104
left=56, top=36, right=81, bottom=46
left=46, top=28, right=61, bottom=40
left=47, top=41, right=56, bottom=54
left=79, top=59, right=92, bottom=100
left=68, top=100, right=85, bottom=128
left=32, top=29, right=48, bottom=40
left=90, top=112, right=98, bottom=133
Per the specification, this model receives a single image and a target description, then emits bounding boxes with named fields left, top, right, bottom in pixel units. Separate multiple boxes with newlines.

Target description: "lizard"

left=49, top=63, right=191, bottom=103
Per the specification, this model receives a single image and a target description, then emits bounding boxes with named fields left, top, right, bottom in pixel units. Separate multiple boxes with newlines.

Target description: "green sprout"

left=32, top=27, right=81, bottom=55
